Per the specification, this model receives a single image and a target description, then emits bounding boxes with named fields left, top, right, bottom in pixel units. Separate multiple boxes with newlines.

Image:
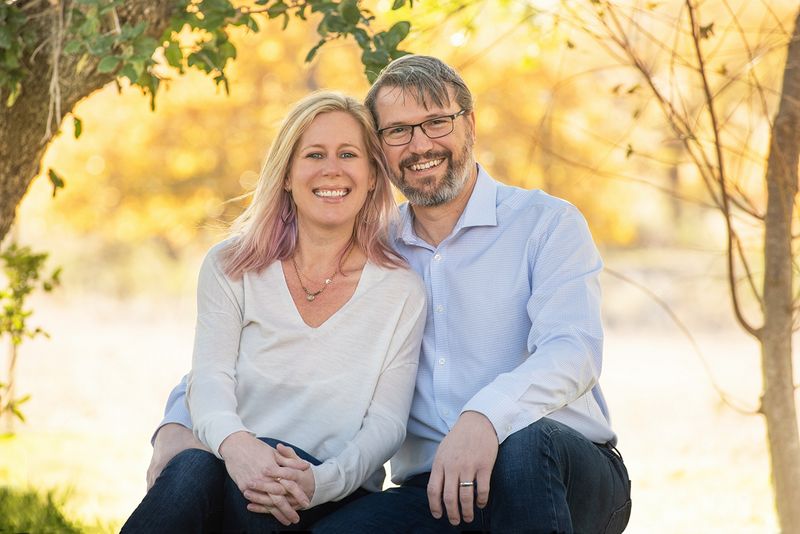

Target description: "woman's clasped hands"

left=219, top=432, right=316, bottom=526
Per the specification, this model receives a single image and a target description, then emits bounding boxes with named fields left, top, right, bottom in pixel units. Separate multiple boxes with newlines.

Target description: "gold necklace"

left=291, top=248, right=351, bottom=302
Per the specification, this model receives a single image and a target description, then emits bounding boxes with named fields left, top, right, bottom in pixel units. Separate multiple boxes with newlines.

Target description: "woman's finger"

left=279, top=478, right=311, bottom=508
left=273, top=444, right=310, bottom=470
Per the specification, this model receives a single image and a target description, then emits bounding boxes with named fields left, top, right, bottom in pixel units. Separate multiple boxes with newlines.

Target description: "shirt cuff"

left=150, top=402, right=194, bottom=445
left=461, top=387, right=541, bottom=444
left=197, top=413, right=251, bottom=459
left=309, top=461, right=341, bottom=507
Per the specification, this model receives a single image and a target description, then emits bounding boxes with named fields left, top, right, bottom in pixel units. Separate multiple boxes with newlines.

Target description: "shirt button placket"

left=430, top=248, right=450, bottom=422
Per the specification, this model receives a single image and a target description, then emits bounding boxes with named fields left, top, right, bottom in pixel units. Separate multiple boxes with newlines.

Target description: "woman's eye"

left=306, top=152, right=324, bottom=159
left=340, top=152, right=356, bottom=158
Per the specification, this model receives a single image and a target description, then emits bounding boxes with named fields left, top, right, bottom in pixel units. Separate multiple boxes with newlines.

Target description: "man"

left=149, top=55, right=631, bottom=533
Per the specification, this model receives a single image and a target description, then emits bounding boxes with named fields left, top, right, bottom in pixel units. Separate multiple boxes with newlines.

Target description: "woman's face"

left=286, top=111, right=375, bottom=234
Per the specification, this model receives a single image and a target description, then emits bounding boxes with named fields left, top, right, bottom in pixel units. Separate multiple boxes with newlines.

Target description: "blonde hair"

left=223, top=91, right=404, bottom=279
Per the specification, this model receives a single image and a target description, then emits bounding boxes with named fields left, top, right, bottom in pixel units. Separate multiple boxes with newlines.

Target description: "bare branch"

left=687, top=0, right=761, bottom=337
left=604, top=267, right=758, bottom=415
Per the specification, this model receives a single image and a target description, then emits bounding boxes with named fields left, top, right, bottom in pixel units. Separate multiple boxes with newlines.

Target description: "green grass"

left=0, top=486, right=83, bottom=533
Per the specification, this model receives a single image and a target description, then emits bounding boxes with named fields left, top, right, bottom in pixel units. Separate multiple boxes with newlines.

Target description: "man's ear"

left=466, top=110, right=477, bottom=141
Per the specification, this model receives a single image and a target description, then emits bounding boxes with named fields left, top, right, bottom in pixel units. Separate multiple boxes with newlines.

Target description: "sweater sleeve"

left=186, top=247, right=252, bottom=457
left=308, top=275, right=427, bottom=506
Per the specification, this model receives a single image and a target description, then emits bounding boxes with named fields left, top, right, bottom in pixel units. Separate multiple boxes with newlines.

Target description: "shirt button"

left=443, top=408, right=450, bottom=416
left=506, top=424, right=513, bottom=432
left=438, top=358, right=446, bottom=365
left=435, top=304, right=444, bottom=313
left=433, top=253, right=442, bottom=262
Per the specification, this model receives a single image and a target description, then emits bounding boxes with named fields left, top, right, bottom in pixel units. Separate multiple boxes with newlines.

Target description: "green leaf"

left=133, top=36, right=158, bottom=58
left=0, top=26, right=13, bottom=48
left=97, top=55, right=120, bottom=73
left=392, top=0, right=406, bottom=8
left=384, top=21, right=410, bottom=49
left=119, top=64, right=139, bottom=82
left=164, top=42, right=182, bottom=68
left=338, top=0, right=360, bottom=26
left=267, top=1, right=288, bottom=18
left=11, top=404, right=26, bottom=423
left=48, top=169, right=65, bottom=197
left=73, top=116, right=82, bottom=139
left=305, top=39, right=325, bottom=63
left=63, top=40, right=83, bottom=54
left=353, top=28, right=370, bottom=50
left=246, top=16, right=260, bottom=32
left=218, top=41, right=237, bottom=62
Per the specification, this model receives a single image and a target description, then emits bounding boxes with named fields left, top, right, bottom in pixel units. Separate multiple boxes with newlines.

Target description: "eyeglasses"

left=377, top=109, right=467, bottom=146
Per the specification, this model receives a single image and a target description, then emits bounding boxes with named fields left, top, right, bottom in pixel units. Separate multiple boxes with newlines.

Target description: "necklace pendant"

left=306, top=294, right=316, bottom=301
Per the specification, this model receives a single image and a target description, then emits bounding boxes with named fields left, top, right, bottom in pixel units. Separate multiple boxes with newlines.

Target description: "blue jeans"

left=314, top=418, right=632, bottom=534
left=122, top=438, right=368, bottom=533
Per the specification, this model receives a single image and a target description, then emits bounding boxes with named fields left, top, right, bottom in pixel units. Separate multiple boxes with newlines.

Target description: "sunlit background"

left=3, top=0, right=798, bottom=531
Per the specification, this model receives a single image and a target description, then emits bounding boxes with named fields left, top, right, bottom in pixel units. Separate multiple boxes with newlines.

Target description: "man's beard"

left=391, top=136, right=474, bottom=207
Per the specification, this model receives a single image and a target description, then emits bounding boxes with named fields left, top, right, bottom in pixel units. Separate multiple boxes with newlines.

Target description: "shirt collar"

left=396, top=164, right=498, bottom=246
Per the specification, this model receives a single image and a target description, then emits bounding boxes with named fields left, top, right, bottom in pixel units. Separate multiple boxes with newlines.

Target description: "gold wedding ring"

left=459, top=481, right=475, bottom=488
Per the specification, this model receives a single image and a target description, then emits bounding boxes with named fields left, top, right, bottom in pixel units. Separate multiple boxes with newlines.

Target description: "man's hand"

left=147, top=423, right=210, bottom=490
left=427, top=411, right=498, bottom=526
left=220, top=432, right=311, bottom=526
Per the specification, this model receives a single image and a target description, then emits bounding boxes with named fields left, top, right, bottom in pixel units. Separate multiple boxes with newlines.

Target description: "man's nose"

left=407, top=125, right=434, bottom=152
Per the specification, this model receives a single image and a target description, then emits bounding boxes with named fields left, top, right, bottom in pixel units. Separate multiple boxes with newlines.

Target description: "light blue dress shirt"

left=388, top=165, right=615, bottom=482
left=159, top=165, right=615, bottom=483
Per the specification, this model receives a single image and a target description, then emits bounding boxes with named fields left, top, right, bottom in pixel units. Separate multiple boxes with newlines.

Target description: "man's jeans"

left=121, top=438, right=367, bottom=533
left=314, top=418, right=632, bottom=534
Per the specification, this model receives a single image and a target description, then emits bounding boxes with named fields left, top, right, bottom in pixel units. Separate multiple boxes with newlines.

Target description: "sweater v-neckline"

left=278, top=260, right=373, bottom=330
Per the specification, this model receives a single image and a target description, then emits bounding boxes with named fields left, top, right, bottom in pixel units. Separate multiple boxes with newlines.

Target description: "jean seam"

left=543, top=426, right=562, bottom=534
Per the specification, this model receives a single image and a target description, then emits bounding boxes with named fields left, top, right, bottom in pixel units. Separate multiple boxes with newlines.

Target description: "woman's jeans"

left=314, top=418, right=632, bottom=534
left=121, top=437, right=367, bottom=533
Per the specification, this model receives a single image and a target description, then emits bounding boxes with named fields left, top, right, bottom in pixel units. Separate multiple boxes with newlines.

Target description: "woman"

left=122, top=92, right=426, bottom=532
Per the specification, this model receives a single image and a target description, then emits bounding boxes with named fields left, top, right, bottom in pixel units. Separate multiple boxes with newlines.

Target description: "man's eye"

left=428, top=118, right=448, bottom=126
left=388, top=127, right=409, bottom=135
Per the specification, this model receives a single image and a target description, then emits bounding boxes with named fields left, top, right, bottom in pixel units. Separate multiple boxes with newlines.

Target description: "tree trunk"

left=0, top=1, right=176, bottom=244
left=761, top=8, right=800, bottom=534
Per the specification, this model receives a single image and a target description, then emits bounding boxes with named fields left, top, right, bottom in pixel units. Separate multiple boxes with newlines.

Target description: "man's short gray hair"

left=364, top=55, right=473, bottom=125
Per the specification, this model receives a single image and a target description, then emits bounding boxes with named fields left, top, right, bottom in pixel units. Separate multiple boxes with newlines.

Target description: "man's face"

left=373, top=86, right=475, bottom=207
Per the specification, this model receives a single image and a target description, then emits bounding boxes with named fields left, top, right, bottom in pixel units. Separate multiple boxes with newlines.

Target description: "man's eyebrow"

left=381, top=111, right=451, bottom=128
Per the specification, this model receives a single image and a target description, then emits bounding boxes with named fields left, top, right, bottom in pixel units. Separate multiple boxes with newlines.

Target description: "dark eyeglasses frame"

left=377, top=109, right=467, bottom=146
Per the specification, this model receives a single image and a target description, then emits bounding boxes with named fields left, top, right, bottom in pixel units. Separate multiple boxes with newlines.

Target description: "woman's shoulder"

left=197, top=237, right=242, bottom=282
left=367, top=262, right=425, bottom=301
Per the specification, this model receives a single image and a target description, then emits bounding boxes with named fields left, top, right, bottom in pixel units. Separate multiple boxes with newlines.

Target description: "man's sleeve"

left=461, top=205, right=604, bottom=443
left=150, top=374, right=191, bottom=445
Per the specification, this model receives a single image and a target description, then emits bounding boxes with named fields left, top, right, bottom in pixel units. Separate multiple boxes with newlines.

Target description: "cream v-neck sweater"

left=186, top=242, right=426, bottom=506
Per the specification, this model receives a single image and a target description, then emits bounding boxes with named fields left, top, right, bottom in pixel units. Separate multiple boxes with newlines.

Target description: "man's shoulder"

left=494, top=180, right=579, bottom=219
